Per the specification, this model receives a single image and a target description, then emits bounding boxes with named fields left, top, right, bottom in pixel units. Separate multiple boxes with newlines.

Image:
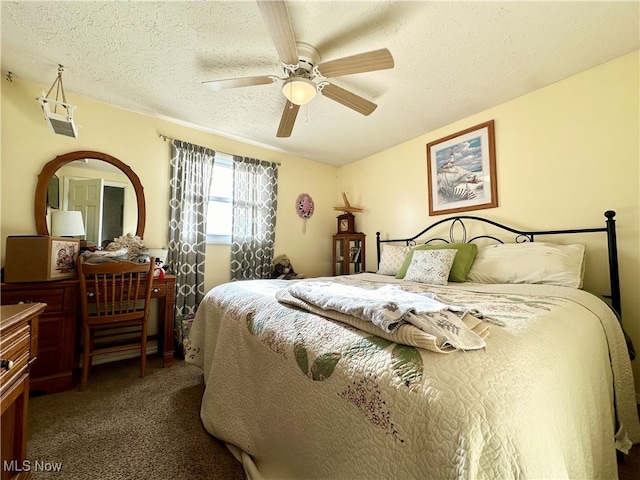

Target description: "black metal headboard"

left=376, top=210, right=620, bottom=317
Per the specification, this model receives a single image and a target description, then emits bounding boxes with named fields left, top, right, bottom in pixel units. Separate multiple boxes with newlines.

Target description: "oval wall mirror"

left=35, top=151, right=146, bottom=244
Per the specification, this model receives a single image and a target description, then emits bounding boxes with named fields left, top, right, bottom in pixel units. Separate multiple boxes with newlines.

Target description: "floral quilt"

left=186, top=274, right=639, bottom=480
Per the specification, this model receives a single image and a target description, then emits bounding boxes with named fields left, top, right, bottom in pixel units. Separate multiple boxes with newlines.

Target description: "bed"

left=186, top=210, right=640, bottom=479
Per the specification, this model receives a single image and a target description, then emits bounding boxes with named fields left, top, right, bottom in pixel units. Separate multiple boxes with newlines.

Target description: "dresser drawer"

left=0, top=351, right=30, bottom=400
left=1, top=303, right=43, bottom=480
left=2, top=288, right=67, bottom=313
left=83, top=279, right=167, bottom=300
left=0, top=324, right=30, bottom=357
left=0, top=324, right=30, bottom=397
left=150, top=282, right=168, bottom=298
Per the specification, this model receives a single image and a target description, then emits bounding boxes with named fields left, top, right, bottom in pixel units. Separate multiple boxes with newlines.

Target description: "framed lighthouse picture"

left=426, top=120, right=497, bottom=216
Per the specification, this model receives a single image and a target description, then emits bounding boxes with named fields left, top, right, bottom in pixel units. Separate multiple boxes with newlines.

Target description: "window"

left=206, top=154, right=233, bottom=244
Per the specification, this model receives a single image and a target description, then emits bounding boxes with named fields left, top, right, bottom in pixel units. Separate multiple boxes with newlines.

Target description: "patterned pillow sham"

left=376, top=244, right=411, bottom=276
left=403, top=249, right=457, bottom=285
left=395, top=243, right=478, bottom=282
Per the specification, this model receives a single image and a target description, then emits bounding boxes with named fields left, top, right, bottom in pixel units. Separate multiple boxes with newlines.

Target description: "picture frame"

left=349, top=246, right=361, bottom=263
left=426, top=120, right=497, bottom=216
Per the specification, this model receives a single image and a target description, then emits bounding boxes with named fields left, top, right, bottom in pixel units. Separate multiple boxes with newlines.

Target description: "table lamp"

left=51, top=210, right=85, bottom=237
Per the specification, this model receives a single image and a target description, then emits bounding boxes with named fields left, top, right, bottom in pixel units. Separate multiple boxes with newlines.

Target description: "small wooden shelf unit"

left=332, top=233, right=366, bottom=275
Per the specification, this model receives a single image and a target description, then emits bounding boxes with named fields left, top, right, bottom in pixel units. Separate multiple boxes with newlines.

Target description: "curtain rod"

left=158, top=132, right=281, bottom=166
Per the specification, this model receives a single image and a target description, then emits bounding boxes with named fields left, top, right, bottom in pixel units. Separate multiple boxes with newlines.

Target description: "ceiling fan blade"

left=277, top=101, right=300, bottom=137
left=257, top=0, right=299, bottom=67
left=320, top=83, right=377, bottom=116
left=316, top=48, right=394, bottom=78
left=202, top=76, right=277, bottom=91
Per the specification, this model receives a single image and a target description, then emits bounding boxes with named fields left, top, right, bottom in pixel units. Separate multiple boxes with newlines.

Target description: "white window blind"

left=206, top=154, right=233, bottom=244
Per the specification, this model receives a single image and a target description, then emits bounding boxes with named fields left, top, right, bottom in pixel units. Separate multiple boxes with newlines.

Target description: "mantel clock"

left=337, top=213, right=355, bottom=234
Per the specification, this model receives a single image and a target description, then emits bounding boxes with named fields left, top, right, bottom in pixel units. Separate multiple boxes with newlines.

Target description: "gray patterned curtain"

left=231, top=156, right=278, bottom=280
left=168, top=140, right=215, bottom=317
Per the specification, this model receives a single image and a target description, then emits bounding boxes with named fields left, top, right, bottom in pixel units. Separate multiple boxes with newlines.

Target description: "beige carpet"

left=619, top=406, right=640, bottom=480
left=27, top=357, right=245, bottom=480
left=26, top=356, right=640, bottom=480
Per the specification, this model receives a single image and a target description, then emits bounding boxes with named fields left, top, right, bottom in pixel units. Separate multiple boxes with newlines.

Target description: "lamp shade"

left=282, top=77, right=317, bottom=105
left=51, top=210, right=85, bottom=237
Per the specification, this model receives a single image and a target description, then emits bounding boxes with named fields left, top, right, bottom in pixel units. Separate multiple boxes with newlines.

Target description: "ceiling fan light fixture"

left=282, top=77, right=316, bottom=105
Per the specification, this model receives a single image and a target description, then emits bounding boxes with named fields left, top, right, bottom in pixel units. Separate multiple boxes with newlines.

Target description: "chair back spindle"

left=77, top=256, right=155, bottom=391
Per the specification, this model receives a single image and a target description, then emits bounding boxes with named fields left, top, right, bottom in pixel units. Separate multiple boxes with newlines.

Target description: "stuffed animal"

left=271, top=255, right=304, bottom=280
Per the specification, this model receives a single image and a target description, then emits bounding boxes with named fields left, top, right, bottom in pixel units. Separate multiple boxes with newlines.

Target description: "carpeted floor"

left=619, top=406, right=640, bottom=480
left=27, top=356, right=640, bottom=480
left=27, top=357, right=245, bottom=479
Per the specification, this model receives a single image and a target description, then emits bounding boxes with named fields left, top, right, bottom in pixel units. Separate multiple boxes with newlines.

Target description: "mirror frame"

left=35, top=150, right=146, bottom=239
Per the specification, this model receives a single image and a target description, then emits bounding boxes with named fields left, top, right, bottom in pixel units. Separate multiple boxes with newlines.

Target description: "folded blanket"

left=277, top=282, right=491, bottom=352
left=80, top=247, right=129, bottom=264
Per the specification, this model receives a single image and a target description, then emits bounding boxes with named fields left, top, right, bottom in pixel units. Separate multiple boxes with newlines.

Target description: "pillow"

left=466, top=242, right=586, bottom=288
left=395, top=243, right=478, bottom=282
left=403, top=249, right=457, bottom=285
left=376, top=244, right=411, bottom=276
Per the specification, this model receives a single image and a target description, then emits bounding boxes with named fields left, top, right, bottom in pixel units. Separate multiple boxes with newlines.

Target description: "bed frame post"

left=605, top=210, right=621, bottom=317
left=376, top=232, right=381, bottom=268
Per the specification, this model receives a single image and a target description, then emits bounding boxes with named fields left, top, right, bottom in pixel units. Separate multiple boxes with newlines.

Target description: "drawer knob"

left=0, top=359, right=14, bottom=371
left=87, top=292, right=95, bottom=298
left=152, top=288, right=160, bottom=293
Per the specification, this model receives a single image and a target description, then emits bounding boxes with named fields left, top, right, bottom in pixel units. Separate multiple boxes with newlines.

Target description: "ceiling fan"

left=202, top=0, right=394, bottom=138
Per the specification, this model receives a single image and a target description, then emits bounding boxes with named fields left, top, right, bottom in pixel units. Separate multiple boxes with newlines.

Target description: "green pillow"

left=395, top=243, right=478, bottom=282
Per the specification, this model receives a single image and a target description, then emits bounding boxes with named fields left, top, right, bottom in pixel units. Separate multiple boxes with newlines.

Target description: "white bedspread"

left=186, top=274, right=640, bottom=480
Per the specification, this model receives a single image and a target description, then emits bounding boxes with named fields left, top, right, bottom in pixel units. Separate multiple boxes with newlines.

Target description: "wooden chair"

left=77, top=256, right=155, bottom=391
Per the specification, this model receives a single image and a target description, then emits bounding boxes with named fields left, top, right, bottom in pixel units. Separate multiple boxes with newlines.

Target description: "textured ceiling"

left=2, top=1, right=638, bottom=167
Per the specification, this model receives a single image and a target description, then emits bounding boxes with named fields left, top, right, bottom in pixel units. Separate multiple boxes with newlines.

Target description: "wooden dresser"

left=0, top=274, right=176, bottom=394
left=1, top=281, right=77, bottom=394
left=1, top=302, right=45, bottom=480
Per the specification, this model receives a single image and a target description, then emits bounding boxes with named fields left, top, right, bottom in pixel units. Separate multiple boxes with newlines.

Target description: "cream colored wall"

left=1, top=78, right=339, bottom=292
left=2, top=53, right=638, bottom=392
left=205, top=158, right=339, bottom=288
left=339, top=51, right=640, bottom=395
